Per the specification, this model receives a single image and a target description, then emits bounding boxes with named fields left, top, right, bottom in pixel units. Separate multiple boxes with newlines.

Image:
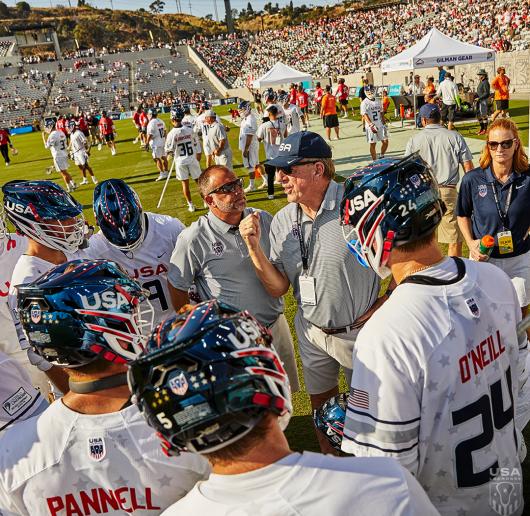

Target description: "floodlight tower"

left=224, top=0, right=234, bottom=34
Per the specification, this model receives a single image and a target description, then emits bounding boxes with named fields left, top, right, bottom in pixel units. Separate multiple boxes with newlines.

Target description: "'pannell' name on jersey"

left=459, top=329, right=506, bottom=383
left=47, top=487, right=160, bottom=516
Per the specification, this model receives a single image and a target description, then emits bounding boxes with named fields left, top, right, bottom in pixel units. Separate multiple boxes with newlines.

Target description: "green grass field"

left=4, top=104, right=530, bottom=505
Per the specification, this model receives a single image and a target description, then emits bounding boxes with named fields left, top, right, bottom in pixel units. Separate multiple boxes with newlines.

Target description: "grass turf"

left=3, top=104, right=530, bottom=501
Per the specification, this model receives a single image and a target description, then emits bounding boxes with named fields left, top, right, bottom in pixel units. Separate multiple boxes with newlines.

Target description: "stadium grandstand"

left=193, top=0, right=530, bottom=87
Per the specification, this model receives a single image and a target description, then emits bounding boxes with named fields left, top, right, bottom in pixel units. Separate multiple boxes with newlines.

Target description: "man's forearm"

left=168, top=282, right=190, bottom=311
left=248, top=246, right=290, bottom=297
left=457, top=216, right=474, bottom=245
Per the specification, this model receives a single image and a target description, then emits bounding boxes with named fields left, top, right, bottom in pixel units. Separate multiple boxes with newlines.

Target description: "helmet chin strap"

left=68, top=373, right=128, bottom=394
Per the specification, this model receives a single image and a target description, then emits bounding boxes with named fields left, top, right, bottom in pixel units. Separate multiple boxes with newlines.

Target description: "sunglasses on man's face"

left=207, top=178, right=243, bottom=195
left=487, top=139, right=516, bottom=150
left=277, top=160, right=322, bottom=175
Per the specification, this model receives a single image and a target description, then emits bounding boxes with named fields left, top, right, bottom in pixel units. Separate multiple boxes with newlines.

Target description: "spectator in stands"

left=491, top=66, right=511, bottom=121
left=476, top=69, right=491, bottom=135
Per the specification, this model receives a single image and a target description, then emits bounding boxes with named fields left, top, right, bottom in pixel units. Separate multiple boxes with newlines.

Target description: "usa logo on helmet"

left=30, top=304, right=42, bottom=324
left=169, top=372, right=189, bottom=396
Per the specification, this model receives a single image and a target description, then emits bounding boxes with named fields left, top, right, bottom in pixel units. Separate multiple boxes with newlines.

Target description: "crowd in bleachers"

left=48, top=60, right=130, bottom=113
left=0, top=69, right=52, bottom=127
left=194, top=0, right=530, bottom=87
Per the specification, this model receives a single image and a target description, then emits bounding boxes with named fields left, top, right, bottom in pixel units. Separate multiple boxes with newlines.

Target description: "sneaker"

left=80, top=178, right=89, bottom=185
left=155, top=172, right=168, bottom=181
left=244, top=184, right=255, bottom=193
left=111, top=148, right=116, bottom=156
left=133, top=137, right=138, bottom=144
left=268, top=195, right=274, bottom=200
left=66, top=184, right=72, bottom=193
left=97, top=144, right=102, bottom=151
left=92, top=176, right=98, bottom=184
left=5, top=162, right=8, bottom=166
left=70, top=182, right=77, bottom=191
left=187, top=203, right=196, bottom=212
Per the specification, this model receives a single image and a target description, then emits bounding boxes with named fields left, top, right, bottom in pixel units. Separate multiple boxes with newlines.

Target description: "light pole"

left=224, top=0, right=234, bottom=34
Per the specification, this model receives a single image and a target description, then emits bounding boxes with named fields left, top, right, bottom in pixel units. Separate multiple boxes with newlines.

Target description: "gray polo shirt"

left=168, top=208, right=282, bottom=326
left=206, top=121, right=232, bottom=159
left=404, top=124, right=472, bottom=186
left=269, top=181, right=380, bottom=329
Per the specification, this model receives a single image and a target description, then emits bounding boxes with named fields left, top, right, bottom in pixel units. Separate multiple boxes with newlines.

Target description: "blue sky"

left=8, top=0, right=334, bottom=19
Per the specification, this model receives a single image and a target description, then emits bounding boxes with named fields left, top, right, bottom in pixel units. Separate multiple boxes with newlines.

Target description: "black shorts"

left=339, top=99, right=349, bottom=106
left=323, top=114, right=339, bottom=128
left=82, top=129, right=90, bottom=137
left=496, top=99, right=509, bottom=111
left=441, top=103, right=456, bottom=122
left=104, top=133, right=114, bottom=142
left=300, top=106, right=308, bottom=114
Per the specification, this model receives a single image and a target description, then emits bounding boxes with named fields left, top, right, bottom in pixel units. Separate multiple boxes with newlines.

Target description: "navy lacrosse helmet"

left=313, top=393, right=347, bottom=451
left=129, top=300, right=292, bottom=456
left=238, top=100, right=251, bottom=115
left=17, top=259, right=154, bottom=367
left=147, top=108, right=158, bottom=118
left=170, top=107, right=185, bottom=121
left=340, top=154, right=445, bottom=278
left=364, top=85, right=376, bottom=100
left=93, top=179, right=146, bottom=252
left=2, top=180, right=85, bottom=253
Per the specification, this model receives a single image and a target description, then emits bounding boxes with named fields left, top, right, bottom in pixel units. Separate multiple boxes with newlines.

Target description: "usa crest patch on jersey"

left=88, top=437, right=106, bottom=461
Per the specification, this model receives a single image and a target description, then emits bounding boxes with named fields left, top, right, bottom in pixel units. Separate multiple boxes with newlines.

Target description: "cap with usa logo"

left=266, top=131, right=332, bottom=168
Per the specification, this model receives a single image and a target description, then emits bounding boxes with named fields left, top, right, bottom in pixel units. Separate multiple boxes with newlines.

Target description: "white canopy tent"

left=252, top=62, right=312, bottom=89
left=381, top=28, right=495, bottom=72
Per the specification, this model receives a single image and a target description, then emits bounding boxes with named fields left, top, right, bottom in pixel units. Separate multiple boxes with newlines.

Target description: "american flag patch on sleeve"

left=348, top=388, right=370, bottom=410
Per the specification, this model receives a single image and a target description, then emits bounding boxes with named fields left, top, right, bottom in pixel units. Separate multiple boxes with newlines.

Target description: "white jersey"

left=0, top=401, right=209, bottom=516
left=194, top=114, right=220, bottom=154
left=0, top=351, right=47, bottom=434
left=257, top=120, right=286, bottom=160
left=360, top=97, right=384, bottom=127
left=206, top=122, right=232, bottom=160
left=70, top=130, right=88, bottom=154
left=162, top=451, right=437, bottom=515
left=9, top=255, right=58, bottom=352
left=165, top=126, right=201, bottom=165
left=45, top=130, right=68, bottom=159
left=238, top=114, right=259, bottom=153
left=0, top=235, right=27, bottom=357
left=283, top=104, right=302, bottom=135
left=147, top=118, right=166, bottom=148
left=78, top=212, right=184, bottom=326
left=342, top=258, right=526, bottom=516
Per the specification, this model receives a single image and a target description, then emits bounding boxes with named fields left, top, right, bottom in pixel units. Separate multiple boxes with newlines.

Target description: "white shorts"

left=73, top=151, right=88, bottom=166
left=151, top=145, right=166, bottom=160
left=242, top=148, right=259, bottom=171
left=365, top=124, right=388, bottom=143
left=294, top=311, right=359, bottom=395
left=269, top=314, right=300, bottom=393
left=214, top=153, right=233, bottom=170
left=176, top=161, right=202, bottom=181
left=53, top=156, right=69, bottom=172
left=489, top=249, right=530, bottom=307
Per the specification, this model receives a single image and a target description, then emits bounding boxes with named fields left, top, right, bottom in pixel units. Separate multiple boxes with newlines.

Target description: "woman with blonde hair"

left=457, top=118, right=530, bottom=312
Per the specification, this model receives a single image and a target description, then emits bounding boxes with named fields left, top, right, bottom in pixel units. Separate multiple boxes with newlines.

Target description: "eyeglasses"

left=487, top=139, right=516, bottom=150
left=277, top=160, right=322, bottom=175
left=207, top=178, right=243, bottom=196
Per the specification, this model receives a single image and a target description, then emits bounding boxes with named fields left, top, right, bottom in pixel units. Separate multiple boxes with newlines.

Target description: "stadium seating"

left=194, top=0, right=529, bottom=87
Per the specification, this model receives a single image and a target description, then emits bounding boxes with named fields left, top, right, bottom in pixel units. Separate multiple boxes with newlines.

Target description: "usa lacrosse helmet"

left=129, top=300, right=292, bottom=456
left=17, top=259, right=154, bottom=367
left=93, top=179, right=146, bottom=252
left=147, top=108, right=158, bottom=118
left=364, top=85, right=376, bottom=100
left=170, top=107, right=185, bottom=121
left=340, top=154, right=445, bottom=279
left=238, top=100, right=252, bottom=116
left=2, top=180, right=85, bottom=253
left=313, top=393, right=347, bottom=451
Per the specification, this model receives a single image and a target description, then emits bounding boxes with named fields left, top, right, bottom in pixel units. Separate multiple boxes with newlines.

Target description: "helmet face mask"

left=17, top=259, right=154, bottom=367
left=129, top=301, right=292, bottom=456
left=93, top=179, right=146, bottom=252
left=2, top=180, right=86, bottom=253
left=238, top=101, right=251, bottom=116
left=365, top=86, right=376, bottom=100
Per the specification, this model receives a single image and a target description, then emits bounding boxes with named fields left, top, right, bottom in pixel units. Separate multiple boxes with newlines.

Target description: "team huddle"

left=0, top=118, right=529, bottom=515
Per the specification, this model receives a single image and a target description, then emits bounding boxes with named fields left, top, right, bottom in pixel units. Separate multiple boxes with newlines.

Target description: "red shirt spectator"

left=314, top=86, right=324, bottom=104
left=336, top=83, right=350, bottom=101
left=133, top=111, right=142, bottom=127
left=77, top=116, right=88, bottom=132
left=56, top=117, right=67, bottom=136
left=289, top=87, right=297, bottom=105
left=139, top=112, right=148, bottom=128
left=99, top=116, right=114, bottom=136
left=0, top=129, right=10, bottom=146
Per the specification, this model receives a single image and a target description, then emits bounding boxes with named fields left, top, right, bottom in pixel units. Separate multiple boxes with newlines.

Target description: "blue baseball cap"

left=266, top=131, right=332, bottom=168
left=419, top=103, right=440, bottom=119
